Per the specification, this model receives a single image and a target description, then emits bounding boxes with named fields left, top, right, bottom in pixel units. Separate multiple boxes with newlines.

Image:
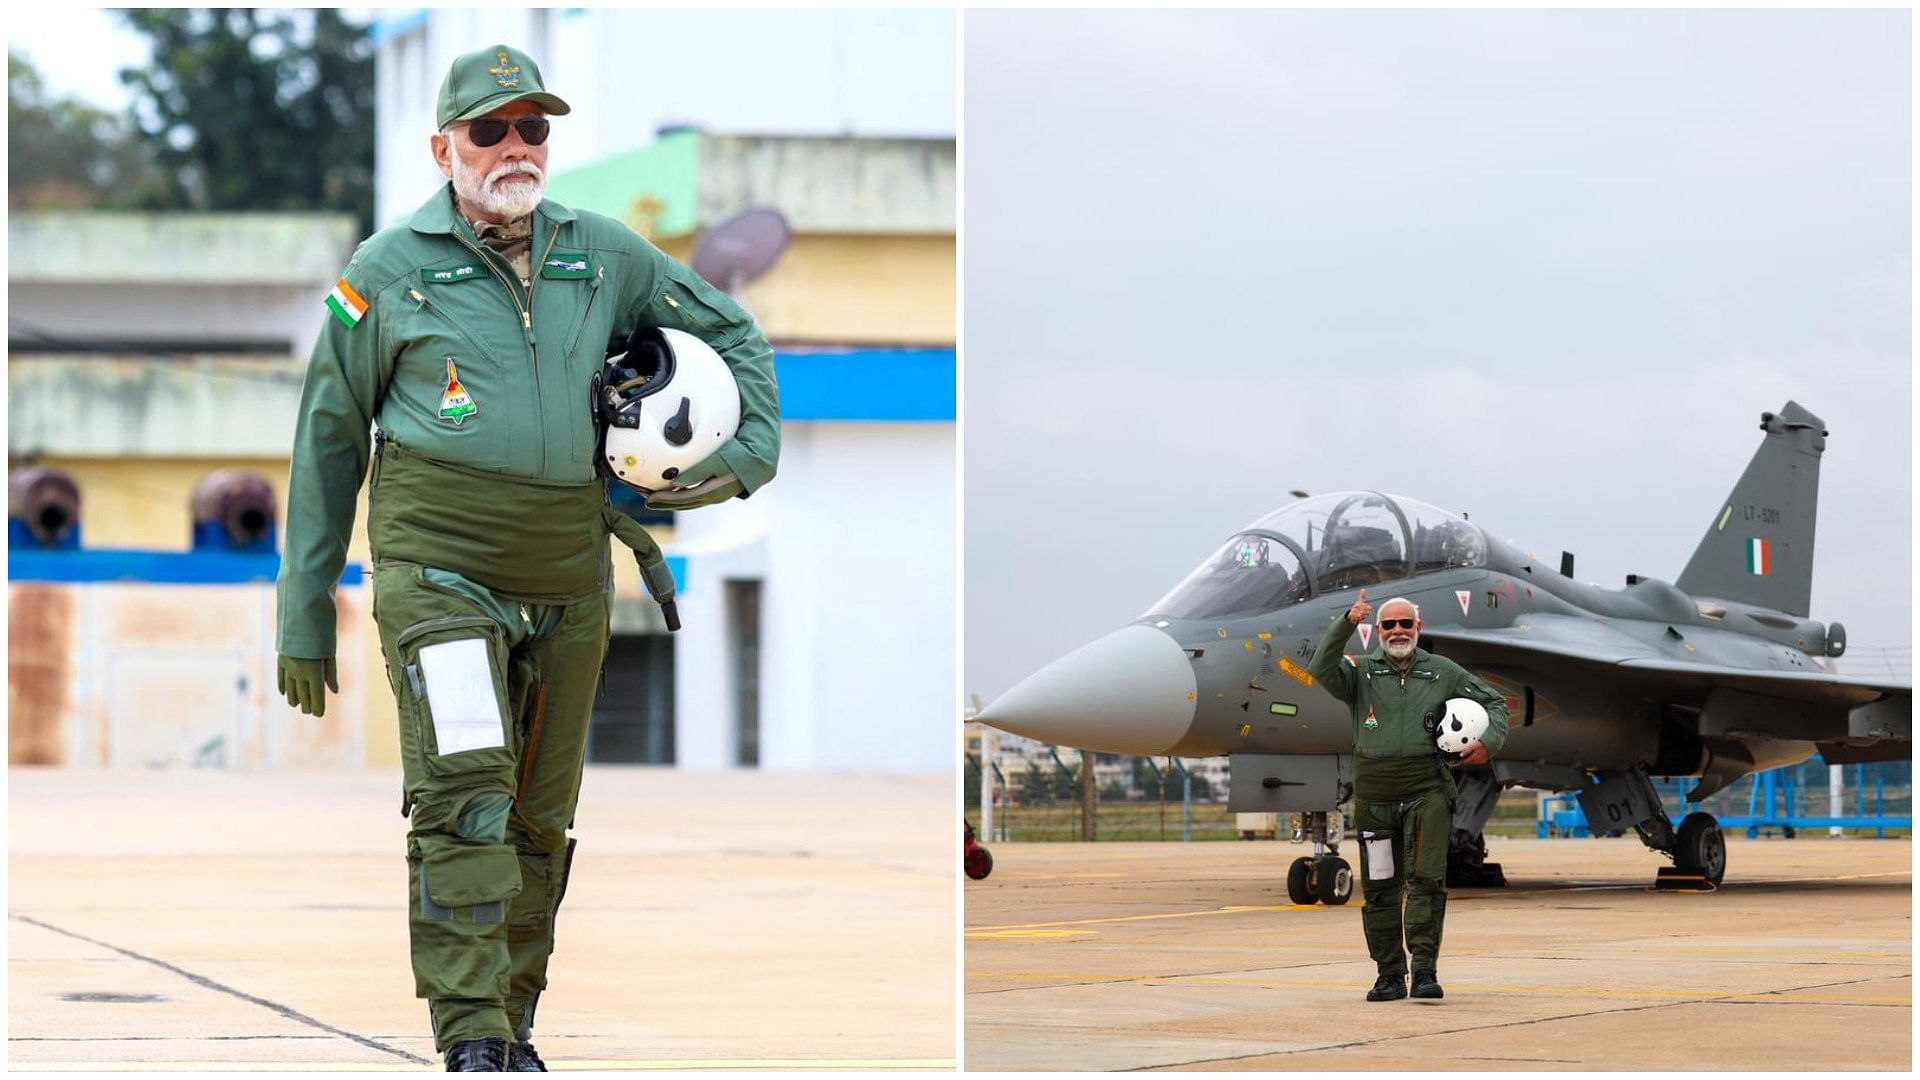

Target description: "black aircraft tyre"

left=1314, top=855, right=1353, bottom=905
left=965, top=846, right=993, bottom=881
left=1675, top=811, right=1727, bottom=886
left=1287, top=856, right=1316, bottom=904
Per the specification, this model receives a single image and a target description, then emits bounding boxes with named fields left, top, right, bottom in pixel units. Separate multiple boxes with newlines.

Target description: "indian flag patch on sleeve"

left=325, top=276, right=369, bottom=328
left=438, top=359, right=476, bottom=425
left=1747, top=537, right=1771, bottom=576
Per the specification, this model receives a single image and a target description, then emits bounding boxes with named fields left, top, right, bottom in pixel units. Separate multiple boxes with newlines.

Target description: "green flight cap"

left=436, top=45, right=571, bottom=128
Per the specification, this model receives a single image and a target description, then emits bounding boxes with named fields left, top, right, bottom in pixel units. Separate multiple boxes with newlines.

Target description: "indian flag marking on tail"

left=1717, top=505, right=1733, bottom=532
left=438, top=359, right=476, bottom=426
left=325, top=277, right=368, bottom=329
left=1747, top=537, right=1770, bottom=576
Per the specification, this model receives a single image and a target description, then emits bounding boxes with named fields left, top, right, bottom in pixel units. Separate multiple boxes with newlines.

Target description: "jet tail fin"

left=1675, top=402, right=1825, bottom=616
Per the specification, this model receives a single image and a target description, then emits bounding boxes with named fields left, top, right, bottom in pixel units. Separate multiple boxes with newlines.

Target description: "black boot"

left=1410, top=970, right=1444, bottom=999
left=509, top=1041, right=548, bottom=1072
left=1365, top=973, right=1407, bottom=1002
left=444, top=1037, right=510, bottom=1071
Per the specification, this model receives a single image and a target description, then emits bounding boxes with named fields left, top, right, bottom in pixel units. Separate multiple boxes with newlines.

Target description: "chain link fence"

left=964, top=729, right=1910, bottom=843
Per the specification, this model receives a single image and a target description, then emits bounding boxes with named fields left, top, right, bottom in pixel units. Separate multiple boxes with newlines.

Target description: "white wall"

left=375, top=8, right=957, bottom=226
left=670, top=422, right=956, bottom=771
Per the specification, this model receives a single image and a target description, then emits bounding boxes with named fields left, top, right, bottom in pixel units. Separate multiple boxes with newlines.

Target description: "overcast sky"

left=964, top=9, right=1911, bottom=704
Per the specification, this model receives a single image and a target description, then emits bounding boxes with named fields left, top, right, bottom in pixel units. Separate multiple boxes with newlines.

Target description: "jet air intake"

left=975, top=625, right=1197, bottom=754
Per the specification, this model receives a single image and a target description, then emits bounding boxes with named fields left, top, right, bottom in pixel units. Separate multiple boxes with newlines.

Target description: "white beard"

left=1384, top=639, right=1415, bottom=660
left=452, top=154, right=545, bottom=219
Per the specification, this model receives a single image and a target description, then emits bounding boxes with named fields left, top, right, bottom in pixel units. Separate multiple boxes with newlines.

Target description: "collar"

left=407, top=182, right=577, bottom=238
left=1367, top=647, right=1429, bottom=671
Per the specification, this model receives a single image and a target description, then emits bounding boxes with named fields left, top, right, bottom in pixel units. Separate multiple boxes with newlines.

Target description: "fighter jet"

left=977, top=403, right=1910, bottom=899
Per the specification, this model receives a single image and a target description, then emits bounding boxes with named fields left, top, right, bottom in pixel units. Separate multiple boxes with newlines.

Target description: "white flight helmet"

left=1434, top=697, right=1490, bottom=756
left=593, top=326, right=740, bottom=493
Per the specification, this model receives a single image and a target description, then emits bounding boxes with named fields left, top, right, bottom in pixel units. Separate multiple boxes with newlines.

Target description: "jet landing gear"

left=1447, top=770, right=1507, bottom=888
left=1285, top=811, right=1353, bottom=906
left=1576, top=765, right=1725, bottom=890
left=1671, top=811, right=1727, bottom=888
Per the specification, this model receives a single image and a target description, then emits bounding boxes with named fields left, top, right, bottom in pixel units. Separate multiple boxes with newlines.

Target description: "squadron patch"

left=438, top=359, right=477, bottom=426
left=541, top=253, right=592, bottom=279
left=1364, top=707, right=1379, bottom=730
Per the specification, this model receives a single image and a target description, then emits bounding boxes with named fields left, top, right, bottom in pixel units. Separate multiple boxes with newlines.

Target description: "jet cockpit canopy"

left=1145, top=492, right=1487, bottom=621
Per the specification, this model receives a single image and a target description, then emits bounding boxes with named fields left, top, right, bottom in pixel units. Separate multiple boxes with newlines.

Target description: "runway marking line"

left=5, top=1053, right=952, bottom=1060
left=964, top=969, right=1911, bottom=1007
left=966, top=870, right=1912, bottom=935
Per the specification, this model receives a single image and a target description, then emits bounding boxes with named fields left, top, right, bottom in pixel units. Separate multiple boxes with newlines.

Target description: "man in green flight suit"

left=1309, top=590, right=1507, bottom=1003
left=273, top=45, right=779, bottom=1071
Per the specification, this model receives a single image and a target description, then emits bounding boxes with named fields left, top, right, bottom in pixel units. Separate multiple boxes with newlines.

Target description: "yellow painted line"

left=5, top=1053, right=952, bottom=1060
left=965, top=969, right=1910, bottom=1007
left=967, top=928, right=1097, bottom=941
left=968, top=904, right=1316, bottom=934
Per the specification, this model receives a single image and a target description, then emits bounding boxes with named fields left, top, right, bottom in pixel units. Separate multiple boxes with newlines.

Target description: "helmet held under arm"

left=592, top=325, right=741, bottom=494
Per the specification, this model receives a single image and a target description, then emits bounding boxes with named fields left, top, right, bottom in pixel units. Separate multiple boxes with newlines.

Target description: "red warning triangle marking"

left=1456, top=590, right=1471, bottom=616
left=1358, top=623, right=1373, bottom=649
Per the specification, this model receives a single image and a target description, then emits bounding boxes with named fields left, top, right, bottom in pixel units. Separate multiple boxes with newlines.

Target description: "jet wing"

left=1425, top=618, right=1909, bottom=707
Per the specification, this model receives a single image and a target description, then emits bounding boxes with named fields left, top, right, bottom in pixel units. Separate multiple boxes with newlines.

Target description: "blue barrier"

left=1538, top=763, right=1910, bottom=838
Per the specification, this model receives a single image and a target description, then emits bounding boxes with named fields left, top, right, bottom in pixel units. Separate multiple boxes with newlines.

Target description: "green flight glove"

left=646, top=474, right=744, bottom=511
left=276, top=654, right=339, bottom=718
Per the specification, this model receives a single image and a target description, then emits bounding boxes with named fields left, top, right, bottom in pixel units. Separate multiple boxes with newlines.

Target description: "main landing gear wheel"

left=1313, top=855, right=1354, bottom=905
left=1675, top=811, right=1727, bottom=886
left=1287, top=857, right=1315, bottom=905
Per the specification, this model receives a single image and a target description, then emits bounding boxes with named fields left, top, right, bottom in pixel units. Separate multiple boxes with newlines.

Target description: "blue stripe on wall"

left=9, top=551, right=364, bottom=586
left=776, top=348, right=954, bottom=422
left=11, top=552, right=691, bottom=593
left=368, top=9, right=429, bottom=42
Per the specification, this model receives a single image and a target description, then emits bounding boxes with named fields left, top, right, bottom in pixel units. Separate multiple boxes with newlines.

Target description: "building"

left=372, top=7, right=955, bottom=770
left=7, top=10, right=957, bottom=778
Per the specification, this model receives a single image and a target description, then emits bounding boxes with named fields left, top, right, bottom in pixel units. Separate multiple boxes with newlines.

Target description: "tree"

left=115, top=8, right=375, bottom=231
left=7, top=52, right=161, bottom=209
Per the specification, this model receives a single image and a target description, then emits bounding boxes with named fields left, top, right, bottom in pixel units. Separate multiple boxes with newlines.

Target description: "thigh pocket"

left=1362, top=830, right=1398, bottom=881
left=396, top=615, right=515, bottom=777
left=417, top=836, right=523, bottom=925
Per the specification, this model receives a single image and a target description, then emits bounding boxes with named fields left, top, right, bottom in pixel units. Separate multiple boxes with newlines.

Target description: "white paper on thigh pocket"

left=418, top=638, right=505, bottom=755
left=1364, top=832, right=1395, bottom=880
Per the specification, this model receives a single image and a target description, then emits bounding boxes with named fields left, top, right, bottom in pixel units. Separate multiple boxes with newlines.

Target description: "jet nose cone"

left=977, top=625, right=1197, bottom=754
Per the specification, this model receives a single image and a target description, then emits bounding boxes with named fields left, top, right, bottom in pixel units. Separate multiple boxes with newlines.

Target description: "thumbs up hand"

left=1347, top=589, right=1372, bottom=626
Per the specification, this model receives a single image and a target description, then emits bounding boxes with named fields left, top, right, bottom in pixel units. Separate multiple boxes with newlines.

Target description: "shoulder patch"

left=324, top=276, right=368, bottom=328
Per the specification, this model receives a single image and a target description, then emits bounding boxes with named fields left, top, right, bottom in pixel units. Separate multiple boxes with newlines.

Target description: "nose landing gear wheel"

left=1287, top=856, right=1316, bottom=904
left=1314, top=856, right=1353, bottom=905
left=1675, top=811, right=1726, bottom=886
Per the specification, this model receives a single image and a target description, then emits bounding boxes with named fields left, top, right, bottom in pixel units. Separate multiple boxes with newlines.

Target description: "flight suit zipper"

left=407, top=288, right=509, bottom=369
left=450, top=224, right=563, bottom=475
left=565, top=266, right=606, bottom=356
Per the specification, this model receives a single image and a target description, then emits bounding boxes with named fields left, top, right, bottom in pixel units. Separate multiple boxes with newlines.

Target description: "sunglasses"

left=463, top=117, right=551, bottom=148
left=1378, top=618, right=1416, bottom=630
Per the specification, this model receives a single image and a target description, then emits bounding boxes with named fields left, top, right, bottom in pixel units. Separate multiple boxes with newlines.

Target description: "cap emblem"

left=489, top=51, right=522, bottom=88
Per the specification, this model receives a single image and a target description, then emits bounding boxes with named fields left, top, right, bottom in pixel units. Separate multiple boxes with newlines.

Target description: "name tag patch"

left=541, top=252, right=592, bottom=279
left=1412, top=670, right=1438, bottom=680
left=424, top=263, right=484, bottom=284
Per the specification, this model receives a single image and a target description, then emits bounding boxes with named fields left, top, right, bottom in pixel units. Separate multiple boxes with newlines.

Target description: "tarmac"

left=964, top=836, right=1911, bottom=1071
left=8, top=767, right=955, bottom=1071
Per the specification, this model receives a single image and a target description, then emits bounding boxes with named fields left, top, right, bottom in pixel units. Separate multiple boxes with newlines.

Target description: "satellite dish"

left=690, top=207, right=792, bottom=298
